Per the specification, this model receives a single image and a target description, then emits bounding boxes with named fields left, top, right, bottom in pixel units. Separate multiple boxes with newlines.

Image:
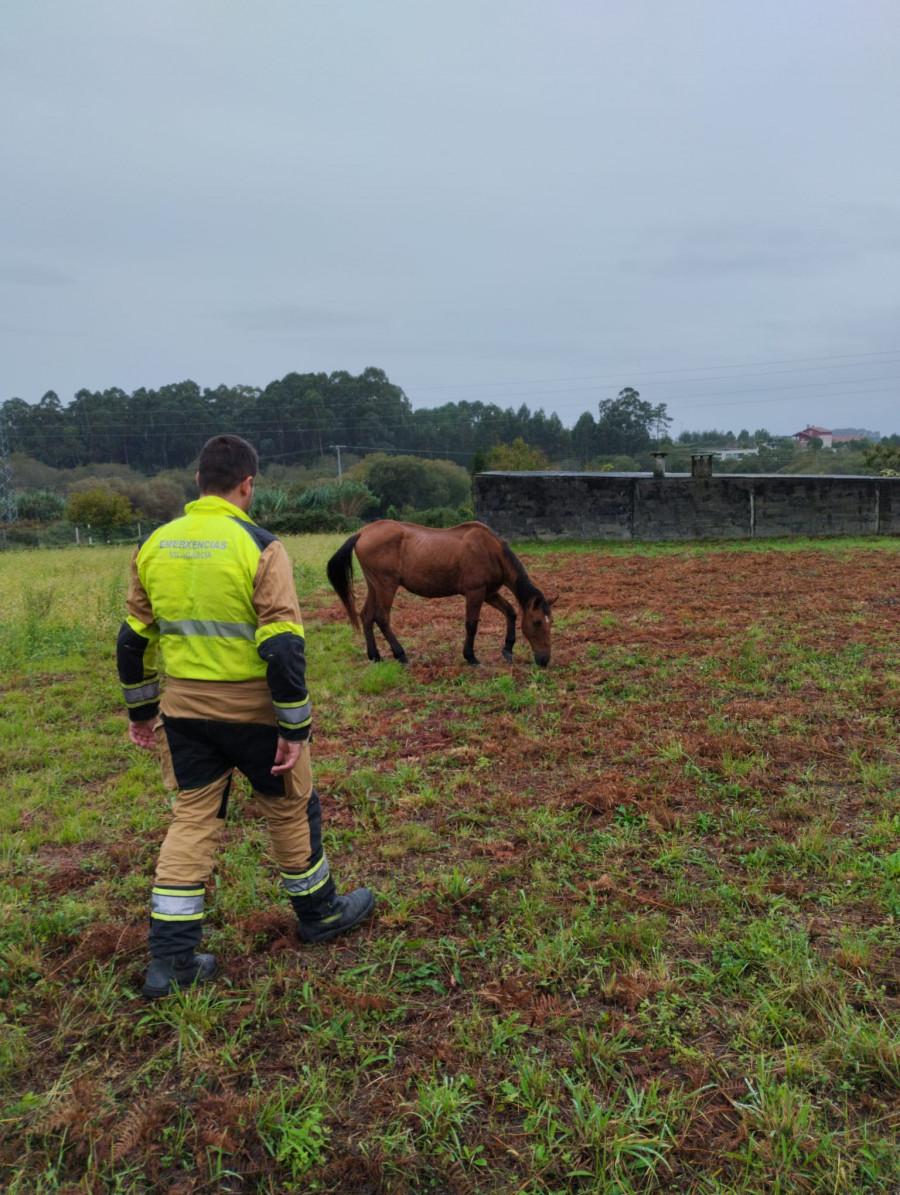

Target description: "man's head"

left=197, top=435, right=258, bottom=505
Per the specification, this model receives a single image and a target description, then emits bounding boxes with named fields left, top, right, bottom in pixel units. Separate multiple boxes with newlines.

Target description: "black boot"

left=296, top=888, right=375, bottom=943
left=142, top=951, right=219, bottom=1000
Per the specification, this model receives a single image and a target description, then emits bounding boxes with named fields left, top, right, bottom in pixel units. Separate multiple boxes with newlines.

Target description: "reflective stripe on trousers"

left=151, top=886, right=205, bottom=922
left=280, top=853, right=331, bottom=897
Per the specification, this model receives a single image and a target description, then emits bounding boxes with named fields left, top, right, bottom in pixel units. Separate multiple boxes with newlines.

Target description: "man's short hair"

left=197, top=435, right=259, bottom=494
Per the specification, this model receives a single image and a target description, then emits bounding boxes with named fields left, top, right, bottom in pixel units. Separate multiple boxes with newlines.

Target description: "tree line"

left=1, top=370, right=689, bottom=473
left=4, top=366, right=898, bottom=484
left=2, top=368, right=566, bottom=472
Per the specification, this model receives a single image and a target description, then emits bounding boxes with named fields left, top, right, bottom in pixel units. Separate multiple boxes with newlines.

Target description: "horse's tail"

left=326, top=533, right=362, bottom=631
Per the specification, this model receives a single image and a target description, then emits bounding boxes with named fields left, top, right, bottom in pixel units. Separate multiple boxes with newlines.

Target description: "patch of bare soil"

left=10, top=547, right=900, bottom=1191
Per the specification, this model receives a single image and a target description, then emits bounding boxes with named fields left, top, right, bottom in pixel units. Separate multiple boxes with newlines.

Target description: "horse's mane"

left=502, top=542, right=551, bottom=613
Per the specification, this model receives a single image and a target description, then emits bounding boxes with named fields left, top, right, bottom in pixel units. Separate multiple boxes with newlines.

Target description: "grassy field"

left=2, top=534, right=900, bottom=1193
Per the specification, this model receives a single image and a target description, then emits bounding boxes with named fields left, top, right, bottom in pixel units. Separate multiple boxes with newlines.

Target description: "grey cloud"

left=214, top=304, right=384, bottom=334
left=627, top=212, right=900, bottom=280
left=2, top=2, right=899, bottom=436
left=0, top=261, right=74, bottom=286
left=833, top=203, right=900, bottom=253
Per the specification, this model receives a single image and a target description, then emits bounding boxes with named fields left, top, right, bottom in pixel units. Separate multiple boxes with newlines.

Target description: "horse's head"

left=521, top=593, right=557, bottom=667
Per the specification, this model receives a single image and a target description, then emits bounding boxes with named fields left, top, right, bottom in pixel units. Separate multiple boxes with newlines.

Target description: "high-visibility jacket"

left=116, top=495, right=312, bottom=740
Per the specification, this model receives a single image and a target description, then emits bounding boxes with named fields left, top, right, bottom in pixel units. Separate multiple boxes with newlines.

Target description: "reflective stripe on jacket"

left=116, top=495, right=311, bottom=738
left=137, top=497, right=277, bottom=681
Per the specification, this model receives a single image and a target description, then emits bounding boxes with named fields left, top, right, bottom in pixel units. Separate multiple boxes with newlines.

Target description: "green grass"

left=1, top=535, right=900, bottom=1192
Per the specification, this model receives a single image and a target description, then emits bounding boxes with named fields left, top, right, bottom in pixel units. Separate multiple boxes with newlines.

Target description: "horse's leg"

left=372, top=582, right=408, bottom=665
left=486, top=591, right=517, bottom=662
left=463, top=591, right=486, bottom=665
left=360, top=583, right=382, bottom=662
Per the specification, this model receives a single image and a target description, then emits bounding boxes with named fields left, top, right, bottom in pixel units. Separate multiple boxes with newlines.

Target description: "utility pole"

left=0, top=411, right=16, bottom=524
left=330, top=444, right=346, bottom=484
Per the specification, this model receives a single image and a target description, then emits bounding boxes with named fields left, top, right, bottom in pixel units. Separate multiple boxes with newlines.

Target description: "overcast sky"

left=2, top=0, right=899, bottom=439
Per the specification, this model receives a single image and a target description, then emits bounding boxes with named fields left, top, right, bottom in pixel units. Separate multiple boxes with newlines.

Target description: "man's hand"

left=129, top=718, right=157, bottom=751
left=271, top=736, right=302, bottom=775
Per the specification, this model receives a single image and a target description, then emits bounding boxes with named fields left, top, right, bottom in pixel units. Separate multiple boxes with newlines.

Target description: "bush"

left=39, top=520, right=82, bottom=546
left=864, top=444, right=900, bottom=475
left=13, top=490, right=66, bottom=522
left=585, top=454, right=643, bottom=472
left=7, top=453, right=65, bottom=491
left=0, top=526, right=40, bottom=548
left=252, top=482, right=376, bottom=526
left=295, top=482, right=375, bottom=517
left=261, top=510, right=362, bottom=535
left=133, top=477, right=186, bottom=521
left=67, top=473, right=188, bottom=522
left=396, top=506, right=475, bottom=528
left=66, top=485, right=135, bottom=532
left=351, top=454, right=472, bottom=514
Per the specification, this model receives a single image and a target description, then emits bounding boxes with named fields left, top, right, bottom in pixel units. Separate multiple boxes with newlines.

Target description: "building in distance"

left=793, top=426, right=881, bottom=449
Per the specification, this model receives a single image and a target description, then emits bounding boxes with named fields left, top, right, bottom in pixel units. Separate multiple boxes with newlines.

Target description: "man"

left=117, top=434, right=374, bottom=999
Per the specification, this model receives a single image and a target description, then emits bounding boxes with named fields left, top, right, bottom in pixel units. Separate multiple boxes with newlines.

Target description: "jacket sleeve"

left=116, top=548, right=161, bottom=723
left=253, top=540, right=312, bottom=742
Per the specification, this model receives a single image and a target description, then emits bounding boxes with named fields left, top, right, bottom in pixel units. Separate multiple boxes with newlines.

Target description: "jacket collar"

left=183, top=494, right=255, bottom=523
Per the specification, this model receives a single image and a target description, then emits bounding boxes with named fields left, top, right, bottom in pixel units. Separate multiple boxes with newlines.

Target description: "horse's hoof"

left=501, top=648, right=513, bottom=663
left=396, top=655, right=409, bottom=667
left=464, top=657, right=481, bottom=667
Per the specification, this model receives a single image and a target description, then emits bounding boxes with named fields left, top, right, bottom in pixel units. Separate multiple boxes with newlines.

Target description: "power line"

left=18, top=367, right=900, bottom=429
left=409, top=377, right=900, bottom=414
left=6, top=351, right=898, bottom=468
left=675, top=385, right=899, bottom=412
left=9, top=346, right=900, bottom=412
left=410, top=347, right=900, bottom=392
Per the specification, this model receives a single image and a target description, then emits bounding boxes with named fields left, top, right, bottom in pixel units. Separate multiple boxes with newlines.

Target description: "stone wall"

left=473, top=471, right=900, bottom=541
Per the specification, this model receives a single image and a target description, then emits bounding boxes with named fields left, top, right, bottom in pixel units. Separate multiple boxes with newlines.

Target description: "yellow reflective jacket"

left=116, top=495, right=311, bottom=740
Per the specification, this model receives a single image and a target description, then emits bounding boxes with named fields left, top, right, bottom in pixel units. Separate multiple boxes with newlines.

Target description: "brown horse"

left=326, top=520, right=557, bottom=667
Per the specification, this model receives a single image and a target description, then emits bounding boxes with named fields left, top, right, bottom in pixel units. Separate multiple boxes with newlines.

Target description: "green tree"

left=8, top=391, right=83, bottom=467
left=571, top=412, right=597, bottom=467
left=596, top=388, right=671, bottom=456
left=486, top=439, right=549, bottom=470
left=471, top=449, right=489, bottom=476
left=70, top=387, right=131, bottom=464
left=678, top=428, right=733, bottom=448
left=353, top=454, right=471, bottom=514
left=527, top=409, right=567, bottom=459
left=66, top=486, right=134, bottom=532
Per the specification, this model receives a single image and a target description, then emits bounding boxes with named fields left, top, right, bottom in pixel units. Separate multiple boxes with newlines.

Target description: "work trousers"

left=148, top=715, right=334, bottom=957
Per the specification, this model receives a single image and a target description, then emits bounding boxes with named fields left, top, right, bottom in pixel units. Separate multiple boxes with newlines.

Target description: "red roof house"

left=792, top=426, right=833, bottom=449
